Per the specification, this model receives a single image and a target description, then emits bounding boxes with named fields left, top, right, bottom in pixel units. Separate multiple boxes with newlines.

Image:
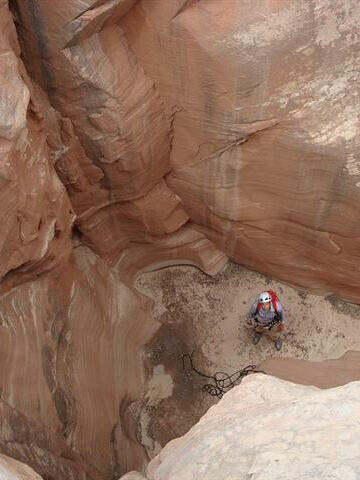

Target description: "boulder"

left=121, top=375, right=360, bottom=479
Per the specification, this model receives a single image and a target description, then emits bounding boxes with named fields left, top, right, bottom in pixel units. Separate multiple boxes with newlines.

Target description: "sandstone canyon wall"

left=10, top=0, right=190, bottom=264
left=0, top=0, right=359, bottom=479
left=0, top=0, right=74, bottom=293
left=0, top=246, right=156, bottom=479
left=7, top=0, right=360, bottom=301
left=0, top=2, right=225, bottom=476
left=122, top=0, right=360, bottom=301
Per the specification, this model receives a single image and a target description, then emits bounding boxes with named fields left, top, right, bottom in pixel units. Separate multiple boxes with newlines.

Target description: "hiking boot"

left=252, top=332, right=262, bottom=345
left=274, top=338, right=282, bottom=351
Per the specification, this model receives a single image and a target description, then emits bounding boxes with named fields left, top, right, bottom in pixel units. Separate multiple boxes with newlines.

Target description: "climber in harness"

left=246, top=290, right=285, bottom=351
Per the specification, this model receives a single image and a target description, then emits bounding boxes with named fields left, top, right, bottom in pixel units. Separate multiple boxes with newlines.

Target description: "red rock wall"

left=10, top=0, right=360, bottom=300
left=10, top=0, right=190, bottom=263
left=0, top=0, right=74, bottom=292
left=0, top=246, right=156, bottom=478
left=121, top=0, right=360, bottom=301
left=0, top=0, right=359, bottom=478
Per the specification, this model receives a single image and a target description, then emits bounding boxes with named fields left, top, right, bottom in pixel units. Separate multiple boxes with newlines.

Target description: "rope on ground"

left=181, top=351, right=265, bottom=399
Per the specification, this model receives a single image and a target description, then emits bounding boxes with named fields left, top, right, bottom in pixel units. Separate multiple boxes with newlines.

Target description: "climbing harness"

left=261, top=315, right=282, bottom=330
left=181, top=351, right=265, bottom=399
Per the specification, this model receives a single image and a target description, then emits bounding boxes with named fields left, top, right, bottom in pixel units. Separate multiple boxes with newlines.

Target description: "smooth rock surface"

left=122, top=0, right=360, bottom=301
left=0, top=1, right=360, bottom=479
left=121, top=375, right=360, bottom=480
left=261, top=350, right=360, bottom=388
left=9, top=0, right=360, bottom=301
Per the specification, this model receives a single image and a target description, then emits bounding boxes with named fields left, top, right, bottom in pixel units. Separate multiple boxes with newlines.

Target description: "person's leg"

left=252, top=325, right=264, bottom=345
left=263, top=328, right=280, bottom=341
left=254, top=325, right=265, bottom=334
left=263, top=327, right=282, bottom=350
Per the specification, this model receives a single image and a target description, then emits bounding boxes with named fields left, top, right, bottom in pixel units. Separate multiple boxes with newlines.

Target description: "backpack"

left=256, top=290, right=278, bottom=314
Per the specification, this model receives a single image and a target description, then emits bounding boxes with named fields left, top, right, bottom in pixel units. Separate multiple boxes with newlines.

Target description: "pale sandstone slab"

left=121, top=376, right=360, bottom=480
left=0, top=453, right=43, bottom=479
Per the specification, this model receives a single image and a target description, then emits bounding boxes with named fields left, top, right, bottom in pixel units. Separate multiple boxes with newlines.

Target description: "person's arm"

left=246, top=303, right=257, bottom=323
left=276, top=302, right=286, bottom=323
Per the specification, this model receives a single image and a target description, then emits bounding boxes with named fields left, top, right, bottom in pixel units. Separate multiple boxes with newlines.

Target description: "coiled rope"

left=182, top=352, right=265, bottom=398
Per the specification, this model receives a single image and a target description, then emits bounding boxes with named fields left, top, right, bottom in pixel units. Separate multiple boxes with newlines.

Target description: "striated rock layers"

left=7, top=0, right=360, bottom=301
left=121, top=0, right=360, bottom=301
left=0, top=245, right=151, bottom=479
left=0, top=3, right=225, bottom=475
left=0, top=0, right=74, bottom=292
left=0, top=0, right=359, bottom=479
left=121, top=375, right=360, bottom=480
left=10, top=0, right=190, bottom=264
left=0, top=240, right=225, bottom=479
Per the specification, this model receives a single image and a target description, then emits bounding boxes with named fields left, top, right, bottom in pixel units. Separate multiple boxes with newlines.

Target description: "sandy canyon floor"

left=135, top=262, right=360, bottom=459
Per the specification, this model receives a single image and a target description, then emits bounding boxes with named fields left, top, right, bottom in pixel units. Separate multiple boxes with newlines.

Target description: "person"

left=246, top=291, right=285, bottom=351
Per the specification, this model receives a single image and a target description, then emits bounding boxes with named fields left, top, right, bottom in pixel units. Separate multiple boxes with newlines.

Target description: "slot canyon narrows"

left=0, top=0, right=359, bottom=479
